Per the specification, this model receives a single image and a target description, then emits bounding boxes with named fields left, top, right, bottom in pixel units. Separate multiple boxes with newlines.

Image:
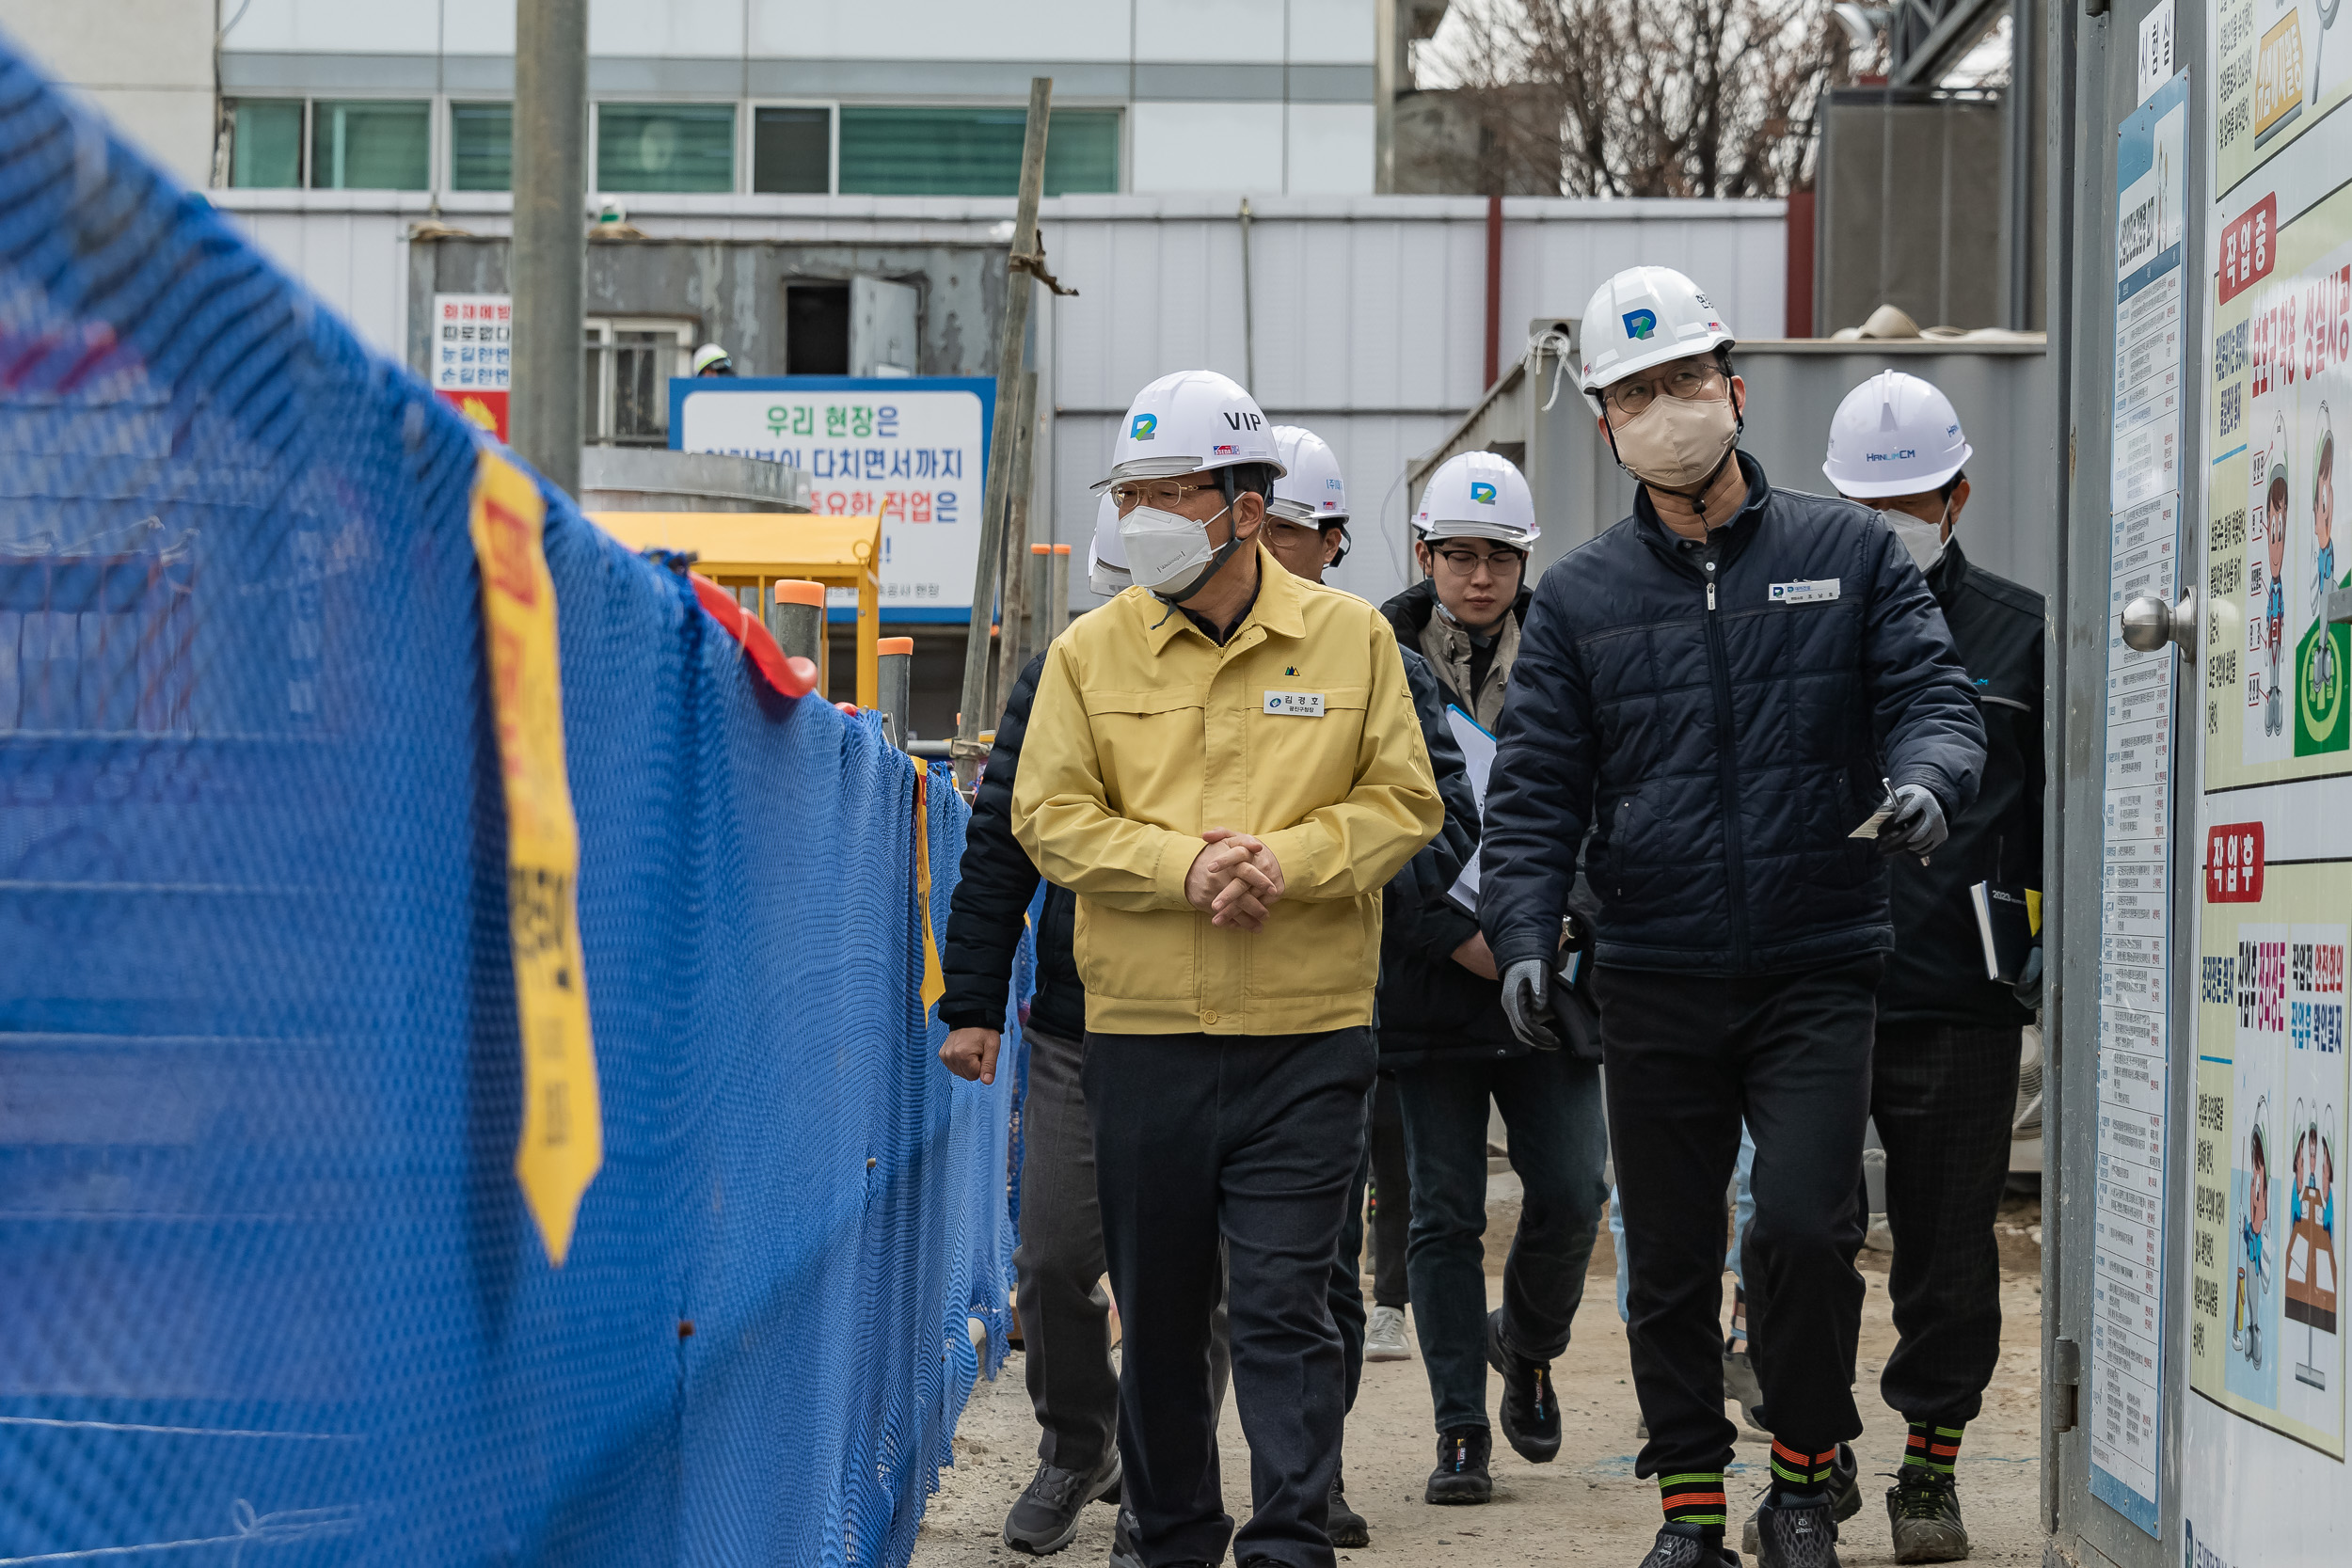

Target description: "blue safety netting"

left=0, top=39, right=1018, bottom=1567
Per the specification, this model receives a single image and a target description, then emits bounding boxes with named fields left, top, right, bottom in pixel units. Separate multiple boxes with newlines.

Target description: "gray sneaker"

left=1741, top=1448, right=1858, bottom=1560
left=1003, top=1451, right=1120, bottom=1556
left=1638, top=1525, right=1740, bottom=1567
left=1365, top=1303, right=1412, bottom=1362
left=1751, top=1494, right=1841, bottom=1568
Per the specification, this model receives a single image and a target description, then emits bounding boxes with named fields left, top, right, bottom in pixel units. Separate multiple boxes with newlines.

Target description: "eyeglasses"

left=1108, top=479, right=1219, bottom=512
left=1428, top=546, right=1526, bottom=576
left=1605, top=363, right=1727, bottom=418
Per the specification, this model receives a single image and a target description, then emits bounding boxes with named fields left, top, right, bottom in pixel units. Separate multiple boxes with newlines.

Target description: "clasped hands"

left=1184, top=828, right=1287, bottom=932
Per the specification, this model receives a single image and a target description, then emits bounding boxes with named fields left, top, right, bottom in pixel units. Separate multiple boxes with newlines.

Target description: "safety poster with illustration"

left=2191, top=0, right=2352, bottom=1552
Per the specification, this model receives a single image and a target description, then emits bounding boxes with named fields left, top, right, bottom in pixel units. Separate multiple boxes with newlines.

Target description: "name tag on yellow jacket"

left=1011, top=545, right=1444, bottom=1036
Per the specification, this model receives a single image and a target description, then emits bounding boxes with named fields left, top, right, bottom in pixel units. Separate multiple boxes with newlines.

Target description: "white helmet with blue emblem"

left=1413, top=449, right=1539, bottom=546
left=1575, top=266, right=1737, bottom=414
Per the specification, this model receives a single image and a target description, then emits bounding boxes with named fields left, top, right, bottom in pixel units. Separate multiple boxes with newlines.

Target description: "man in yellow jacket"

left=1013, top=370, right=1442, bottom=1568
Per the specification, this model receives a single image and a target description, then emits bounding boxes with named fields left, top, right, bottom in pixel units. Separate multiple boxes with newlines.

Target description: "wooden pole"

left=993, top=369, right=1040, bottom=713
left=955, top=77, right=1052, bottom=790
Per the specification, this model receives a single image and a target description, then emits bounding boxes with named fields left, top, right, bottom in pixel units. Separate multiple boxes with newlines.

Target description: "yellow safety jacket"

left=1012, top=545, right=1443, bottom=1035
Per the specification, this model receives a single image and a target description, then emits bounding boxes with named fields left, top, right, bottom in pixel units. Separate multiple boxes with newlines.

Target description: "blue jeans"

left=1395, top=1051, right=1611, bottom=1433
left=1612, top=1122, right=1756, bottom=1323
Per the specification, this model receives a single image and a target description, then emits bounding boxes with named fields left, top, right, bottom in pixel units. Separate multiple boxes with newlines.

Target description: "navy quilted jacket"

left=1480, top=452, right=1986, bottom=976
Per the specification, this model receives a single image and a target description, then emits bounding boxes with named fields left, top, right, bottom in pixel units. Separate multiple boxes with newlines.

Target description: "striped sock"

left=1769, top=1439, right=1840, bottom=1501
left=1660, top=1471, right=1728, bottom=1532
left=1904, top=1422, right=1963, bottom=1475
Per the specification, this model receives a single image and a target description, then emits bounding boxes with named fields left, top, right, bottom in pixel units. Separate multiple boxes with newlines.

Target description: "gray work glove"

left=2013, top=945, right=2044, bottom=1011
left=1876, top=783, right=1948, bottom=857
left=1501, top=958, right=1562, bottom=1052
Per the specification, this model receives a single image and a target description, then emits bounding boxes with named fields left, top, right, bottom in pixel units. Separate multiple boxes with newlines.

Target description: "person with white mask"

left=1811, top=369, right=2044, bottom=1565
left=1476, top=269, right=1985, bottom=1568
left=1011, top=371, right=1443, bottom=1568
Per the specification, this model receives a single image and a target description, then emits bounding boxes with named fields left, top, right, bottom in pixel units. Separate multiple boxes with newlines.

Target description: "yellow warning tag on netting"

left=914, top=773, right=946, bottom=1013
left=469, top=449, right=602, bottom=1267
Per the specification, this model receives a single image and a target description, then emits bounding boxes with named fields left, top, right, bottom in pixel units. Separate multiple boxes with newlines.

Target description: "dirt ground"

left=912, top=1177, right=2046, bottom=1567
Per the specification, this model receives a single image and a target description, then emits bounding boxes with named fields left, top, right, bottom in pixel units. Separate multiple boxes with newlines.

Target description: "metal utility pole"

left=511, top=0, right=587, bottom=495
left=954, top=77, right=1053, bottom=790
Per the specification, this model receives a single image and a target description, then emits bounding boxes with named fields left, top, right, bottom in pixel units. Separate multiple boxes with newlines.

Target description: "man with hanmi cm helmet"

left=1011, top=372, right=1443, bottom=1568
left=1377, top=449, right=1612, bottom=1511
left=1810, top=370, right=2043, bottom=1565
left=1477, top=266, right=1985, bottom=1568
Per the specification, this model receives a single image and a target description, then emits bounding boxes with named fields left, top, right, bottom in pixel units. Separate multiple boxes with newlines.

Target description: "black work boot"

left=1424, top=1424, right=1493, bottom=1504
left=1106, top=1506, right=1143, bottom=1568
left=1886, top=1467, right=1970, bottom=1562
left=1485, top=1308, right=1562, bottom=1463
left=1742, top=1444, right=1859, bottom=1556
left=1638, top=1523, right=1740, bottom=1567
left=1001, top=1450, right=1120, bottom=1555
left=1752, top=1492, right=1842, bottom=1568
left=1327, top=1463, right=1370, bottom=1547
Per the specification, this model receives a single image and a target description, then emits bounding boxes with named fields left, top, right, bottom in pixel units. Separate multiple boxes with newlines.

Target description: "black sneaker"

left=1106, top=1506, right=1143, bottom=1568
left=1741, top=1445, right=1859, bottom=1557
left=1485, top=1309, right=1562, bottom=1463
left=1327, top=1464, right=1370, bottom=1547
left=1886, top=1467, right=1970, bottom=1563
left=1752, top=1493, right=1841, bottom=1568
left=1638, top=1524, right=1740, bottom=1567
left=1002, top=1450, right=1121, bottom=1556
left=1424, top=1424, right=1493, bottom=1504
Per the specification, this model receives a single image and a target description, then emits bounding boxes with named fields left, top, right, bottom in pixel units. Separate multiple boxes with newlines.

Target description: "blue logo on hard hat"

left=1470, top=482, right=1498, bottom=504
left=1130, top=413, right=1157, bottom=440
left=1623, top=309, right=1659, bottom=340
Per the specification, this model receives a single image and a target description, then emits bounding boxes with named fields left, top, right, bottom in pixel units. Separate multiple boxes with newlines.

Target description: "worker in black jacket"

left=1803, top=371, right=2043, bottom=1565
left=1480, top=266, right=1986, bottom=1568
left=1375, top=449, right=1611, bottom=1511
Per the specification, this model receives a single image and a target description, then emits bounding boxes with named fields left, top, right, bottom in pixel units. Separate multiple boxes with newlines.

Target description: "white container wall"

left=212, top=189, right=1788, bottom=610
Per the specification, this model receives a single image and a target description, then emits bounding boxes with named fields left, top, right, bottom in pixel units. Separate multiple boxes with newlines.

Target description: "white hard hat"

left=1087, top=492, right=1130, bottom=596
left=1268, top=426, right=1349, bottom=523
left=1821, top=371, right=1974, bottom=498
left=692, top=342, right=733, bottom=374
left=1413, top=450, right=1539, bottom=545
left=1093, top=370, right=1285, bottom=491
left=1576, top=266, right=1735, bottom=411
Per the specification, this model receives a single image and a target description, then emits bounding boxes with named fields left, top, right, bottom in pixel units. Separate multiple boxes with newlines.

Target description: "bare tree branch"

left=1413, top=0, right=1857, bottom=198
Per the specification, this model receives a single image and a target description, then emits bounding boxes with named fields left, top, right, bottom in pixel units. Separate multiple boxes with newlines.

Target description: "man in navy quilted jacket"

left=1477, top=266, right=1985, bottom=1568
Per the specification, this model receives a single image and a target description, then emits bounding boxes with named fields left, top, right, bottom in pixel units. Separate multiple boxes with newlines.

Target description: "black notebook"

left=1969, top=882, right=2042, bottom=984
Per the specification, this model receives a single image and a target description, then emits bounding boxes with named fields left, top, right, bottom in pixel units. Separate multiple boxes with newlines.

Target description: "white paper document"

left=1444, top=706, right=1496, bottom=914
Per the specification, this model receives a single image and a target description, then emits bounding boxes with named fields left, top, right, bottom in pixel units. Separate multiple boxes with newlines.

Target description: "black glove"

left=2013, top=945, right=2044, bottom=1010
left=1501, top=958, right=1562, bottom=1052
left=1876, top=783, right=1948, bottom=857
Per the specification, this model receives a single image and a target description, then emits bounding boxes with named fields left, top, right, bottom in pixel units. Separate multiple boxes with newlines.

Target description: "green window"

left=837, top=106, right=1119, bottom=196
left=754, top=106, right=831, bottom=194
left=310, top=100, right=430, bottom=190
left=228, top=100, right=303, bottom=188
left=451, top=103, right=513, bottom=191
left=597, top=103, right=736, bottom=193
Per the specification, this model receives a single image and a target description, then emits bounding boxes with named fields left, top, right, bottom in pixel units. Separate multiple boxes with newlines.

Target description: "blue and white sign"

left=671, top=376, right=994, bottom=621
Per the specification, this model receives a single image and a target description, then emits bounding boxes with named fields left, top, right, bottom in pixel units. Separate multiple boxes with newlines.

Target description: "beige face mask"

left=1610, top=390, right=1739, bottom=491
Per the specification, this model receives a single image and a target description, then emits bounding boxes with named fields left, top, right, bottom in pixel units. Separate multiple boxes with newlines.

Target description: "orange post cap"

left=1052, top=543, right=1071, bottom=554
left=771, top=579, right=826, bottom=608
left=878, top=636, right=914, bottom=656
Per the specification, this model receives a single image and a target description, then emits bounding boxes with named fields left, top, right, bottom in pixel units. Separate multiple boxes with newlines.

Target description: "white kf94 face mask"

left=1882, top=504, right=1949, bottom=571
left=1119, top=501, right=1232, bottom=599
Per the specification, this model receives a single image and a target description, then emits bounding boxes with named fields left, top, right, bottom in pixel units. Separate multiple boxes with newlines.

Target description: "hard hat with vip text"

left=1093, top=370, right=1285, bottom=490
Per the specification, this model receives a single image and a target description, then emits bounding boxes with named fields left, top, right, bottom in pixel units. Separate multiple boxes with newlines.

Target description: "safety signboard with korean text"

left=431, top=293, right=512, bottom=442
left=673, top=376, right=993, bottom=621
